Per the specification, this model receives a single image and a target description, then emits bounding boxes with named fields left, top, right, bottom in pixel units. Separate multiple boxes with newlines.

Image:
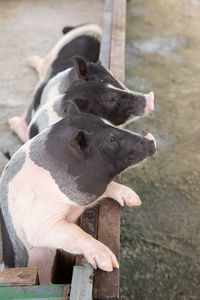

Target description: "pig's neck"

left=29, top=133, right=103, bottom=206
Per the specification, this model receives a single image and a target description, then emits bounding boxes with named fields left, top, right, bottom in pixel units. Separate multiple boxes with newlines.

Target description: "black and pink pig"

left=1, top=103, right=156, bottom=284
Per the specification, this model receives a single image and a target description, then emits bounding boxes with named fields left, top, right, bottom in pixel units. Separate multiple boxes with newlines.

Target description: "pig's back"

left=46, top=23, right=102, bottom=81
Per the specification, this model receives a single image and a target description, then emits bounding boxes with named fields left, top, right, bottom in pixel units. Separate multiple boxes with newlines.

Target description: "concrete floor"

left=0, top=0, right=104, bottom=261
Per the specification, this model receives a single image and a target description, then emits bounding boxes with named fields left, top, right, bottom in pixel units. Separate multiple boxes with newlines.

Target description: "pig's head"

left=42, top=102, right=156, bottom=198
left=63, top=56, right=154, bottom=126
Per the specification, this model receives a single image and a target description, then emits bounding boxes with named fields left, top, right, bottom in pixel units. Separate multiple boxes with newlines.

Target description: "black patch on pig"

left=26, top=82, right=46, bottom=124
left=62, top=24, right=86, bottom=35
left=50, top=36, right=100, bottom=79
left=29, top=123, right=39, bottom=139
left=0, top=209, right=14, bottom=267
left=3, top=151, right=11, bottom=160
left=26, top=102, right=34, bottom=125
left=0, top=150, right=28, bottom=268
left=62, top=26, right=75, bottom=34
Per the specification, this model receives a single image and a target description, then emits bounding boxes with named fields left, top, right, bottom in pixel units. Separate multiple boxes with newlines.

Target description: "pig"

left=29, top=23, right=102, bottom=91
left=1, top=102, right=156, bottom=284
left=9, top=24, right=154, bottom=143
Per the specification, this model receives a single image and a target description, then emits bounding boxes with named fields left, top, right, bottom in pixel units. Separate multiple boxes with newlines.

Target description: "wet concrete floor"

left=121, top=0, right=200, bottom=299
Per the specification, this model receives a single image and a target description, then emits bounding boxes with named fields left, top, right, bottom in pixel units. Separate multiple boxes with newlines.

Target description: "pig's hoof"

left=28, top=55, right=42, bottom=71
left=115, top=185, right=142, bottom=207
left=8, top=116, right=28, bottom=143
left=83, top=240, right=119, bottom=272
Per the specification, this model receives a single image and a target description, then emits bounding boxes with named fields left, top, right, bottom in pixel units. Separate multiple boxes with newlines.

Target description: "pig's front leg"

left=100, top=181, right=142, bottom=207
left=28, top=55, right=44, bottom=78
left=8, top=113, right=28, bottom=143
left=25, top=220, right=119, bottom=272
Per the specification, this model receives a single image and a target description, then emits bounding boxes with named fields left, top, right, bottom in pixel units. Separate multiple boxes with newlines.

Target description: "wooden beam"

left=99, top=0, right=114, bottom=68
left=110, top=0, right=126, bottom=82
left=0, top=267, right=39, bottom=286
left=93, top=199, right=121, bottom=300
left=51, top=250, right=76, bottom=284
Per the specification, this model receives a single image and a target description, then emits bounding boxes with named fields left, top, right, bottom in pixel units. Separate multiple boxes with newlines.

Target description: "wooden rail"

left=70, top=0, right=126, bottom=299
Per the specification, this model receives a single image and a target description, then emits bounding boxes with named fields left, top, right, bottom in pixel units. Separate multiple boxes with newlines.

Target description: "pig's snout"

left=144, top=91, right=154, bottom=115
left=145, top=133, right=156, bottom=144
left=145, top=133, right=156, bottom=153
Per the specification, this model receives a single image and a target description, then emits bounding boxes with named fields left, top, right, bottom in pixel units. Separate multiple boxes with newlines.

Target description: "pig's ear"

left=64, top=101, right=80, bottom=115
left=70, top=130, right=90, bottom=158
left=72, top=56, right=88, bottom=79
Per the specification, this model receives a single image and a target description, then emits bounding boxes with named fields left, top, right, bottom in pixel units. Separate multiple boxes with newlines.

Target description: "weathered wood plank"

left=99, top=0, right=114, bottom=68
left=110, top=0, right=126, bottom=82
left=93, top=199, right=121, bottom=300
left=76, top=205, right=99, bottom=266
left=69, top=265, right=93, bottom=300
left=52, top=250, right=76, bottom=284
left=0, top=267, right=39, bottom=286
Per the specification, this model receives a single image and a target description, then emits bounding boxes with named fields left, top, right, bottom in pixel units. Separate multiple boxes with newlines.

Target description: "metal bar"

left=0, top=284, right=70, bottom=300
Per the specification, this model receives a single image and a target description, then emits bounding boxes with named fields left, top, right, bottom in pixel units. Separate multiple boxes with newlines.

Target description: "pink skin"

left=28, top=55, right=44, bottom=80
left=145, top=132, right=156, bottom=148
left=28, top=54, right=54, bottom=93
left=8, top=141, right=146, bottom=284
left=8, top=113, right=29, bottom=143
left=28, top=55, right=45, bottom=93
left=144, top=91, right=154, bottom=115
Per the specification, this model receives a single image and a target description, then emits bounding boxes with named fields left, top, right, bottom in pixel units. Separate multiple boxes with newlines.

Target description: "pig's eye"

left=109, top=135, right=116, bottom=143
left=106, top=133, right=119, bottom=151
left=104, top=96, right=117, bottom=108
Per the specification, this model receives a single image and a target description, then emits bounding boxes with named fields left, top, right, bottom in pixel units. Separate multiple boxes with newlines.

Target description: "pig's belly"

left=28, top=247, right=56, bottom=285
